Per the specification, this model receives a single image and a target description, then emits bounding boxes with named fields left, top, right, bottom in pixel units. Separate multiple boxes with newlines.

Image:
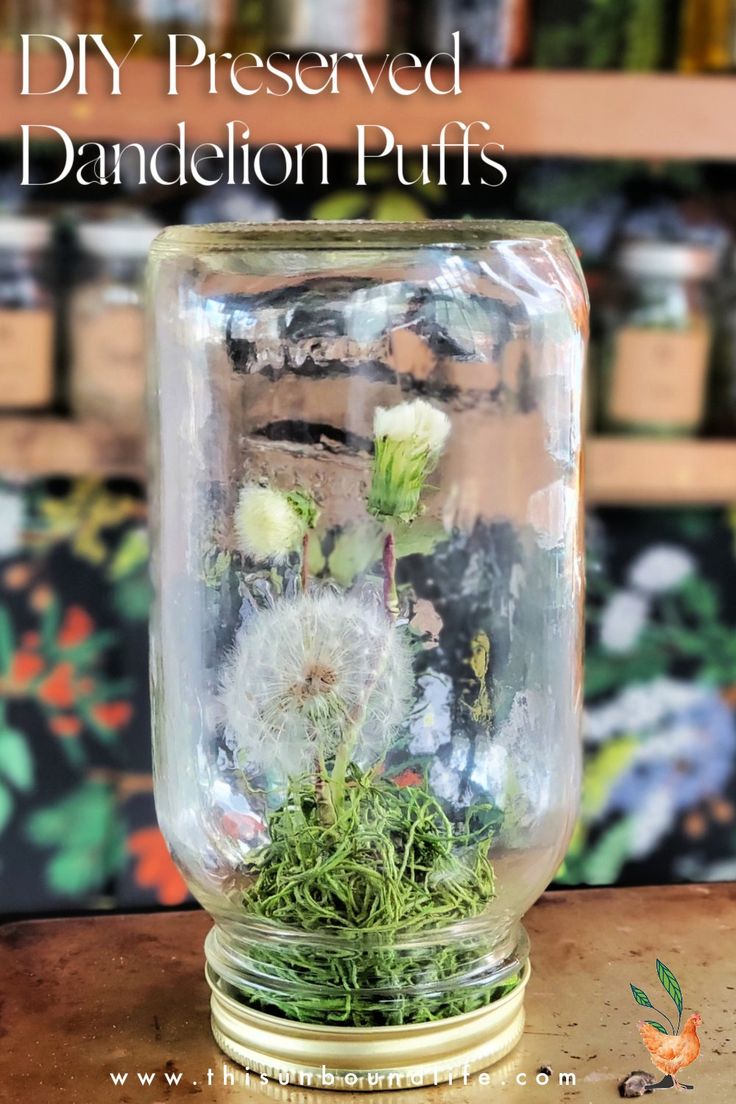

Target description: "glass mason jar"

left=148, top=221, right=586, bottom=1088
left=600, top=241, right=717, bottom=436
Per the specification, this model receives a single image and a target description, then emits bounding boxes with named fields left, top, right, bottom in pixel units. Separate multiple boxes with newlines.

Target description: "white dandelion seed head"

left=374, top=398, right=451, bottom=457
left=220, top=590, right=414, bottom=778
left=234, top=484, right=304, bottom=562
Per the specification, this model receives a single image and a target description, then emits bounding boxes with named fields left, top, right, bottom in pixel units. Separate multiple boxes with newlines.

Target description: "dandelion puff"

left=220, top=590, right=414, bottom=778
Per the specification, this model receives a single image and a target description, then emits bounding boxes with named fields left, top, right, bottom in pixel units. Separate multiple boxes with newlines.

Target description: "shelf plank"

left=586, top=437, right=736, bottom=505
left=4, top=52, right=736, bottom=159
left=2, top=420, right=736, bottom=506
left=0, top=418, right=143, bottom=480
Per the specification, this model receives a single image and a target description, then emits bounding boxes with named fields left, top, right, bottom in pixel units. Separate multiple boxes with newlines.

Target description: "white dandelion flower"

left=374, top=398, right=451, bottom=456
left=220, top=590, right=414, bottom=777
left=369, top=399, right=451, bottom=521
left=234, top=485, right=305, bottom=562
left=627, top=545, right=694, bottom=594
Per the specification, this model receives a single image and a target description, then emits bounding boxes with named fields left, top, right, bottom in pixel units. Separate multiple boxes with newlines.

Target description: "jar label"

left=609, top=325, right=711, bottom=429
left=0, top=310, right=54, bottom=408
left=71, top=304, right=145, bottom=428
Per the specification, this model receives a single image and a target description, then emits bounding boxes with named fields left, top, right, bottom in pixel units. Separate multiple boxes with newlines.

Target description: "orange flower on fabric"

left=392, top=769, right=423, bottom=788
left=91, top=701, right=132, bottom=729
left=58, top=606, right=94, bottom=648
left=128, top=828, right=188, bottom=906
left=49, top=715, right=82, bottom=738
left=8, top=651, right=44, bottom=687
left=38, top=663, right=75, bottom=707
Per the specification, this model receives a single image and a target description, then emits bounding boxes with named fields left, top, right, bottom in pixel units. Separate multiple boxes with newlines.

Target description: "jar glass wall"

left=147, top=221, right=587, bottom=1083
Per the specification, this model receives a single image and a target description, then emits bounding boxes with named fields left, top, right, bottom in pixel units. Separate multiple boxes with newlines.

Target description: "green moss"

left=236, top=766, right=514, bottom=1026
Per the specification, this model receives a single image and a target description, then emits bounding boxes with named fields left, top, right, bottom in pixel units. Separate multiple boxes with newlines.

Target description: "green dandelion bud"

left=368, top=399, right=451, bottom=522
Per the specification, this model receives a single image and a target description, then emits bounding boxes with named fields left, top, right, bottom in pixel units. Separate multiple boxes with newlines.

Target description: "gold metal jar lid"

left=206, top=958, right=530, bottom=1092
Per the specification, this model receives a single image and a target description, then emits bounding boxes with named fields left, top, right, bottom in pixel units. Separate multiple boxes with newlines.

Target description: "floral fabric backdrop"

left=565, top=508, right=736, bottom=887
left=0, top=478, right=186, bottom=913
left=1, top=480, right=736, bottom=913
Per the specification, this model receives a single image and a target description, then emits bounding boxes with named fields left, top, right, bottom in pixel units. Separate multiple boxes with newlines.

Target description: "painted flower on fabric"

left=0, top=489, right=24, bottom=558
left=220, top=590, right=413, bottom=778
left=408, top=672, right=453, bottom=754
left=627, top=545, right=695, bottom=594
left=599, top=590, right=649, bottom=653
left=128, top=827, right=189, bottom=906
left=585, top=683, right=736, bottom=858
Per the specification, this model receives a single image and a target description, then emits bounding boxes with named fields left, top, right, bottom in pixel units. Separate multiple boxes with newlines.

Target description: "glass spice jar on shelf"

left=266, top=0, right=391, bottom=53
left=147, top=220, right=587, bottom=1089
left=0, top=216, right=55, bottom=410
left=129, top=0, right=233, bottom=53
left=69, top=217, right=161, bottom=432
left=709, top=254, right=736, bottom=435
left=600, top=240, right=718, bottom=436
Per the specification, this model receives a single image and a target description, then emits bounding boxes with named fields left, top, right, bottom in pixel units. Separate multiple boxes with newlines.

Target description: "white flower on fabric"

left=527, top=480, right=577, bottom=551
left=629, top=788, right=678, bottom=859
left=470, top=743, right=509, bottom=806
left=234, top=485, right=304, bottom=562
left=220, top=590, right=413, bottom=777
left=428, top=758, right=461, bottom=804
left=627, top=545, right=695, bottom=594
left=599, top=590, right=649, bottom=653
left=373, top=398, right=451, bottom=456
left=0, top=489, right=24, bottom=559
left=584, top=679, right=702, bottom=744
left=408, top=672, right=453, bottom=754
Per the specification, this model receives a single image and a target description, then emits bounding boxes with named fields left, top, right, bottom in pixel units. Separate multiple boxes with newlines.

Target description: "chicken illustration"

left=638, top=1013, right=702, bottom=1091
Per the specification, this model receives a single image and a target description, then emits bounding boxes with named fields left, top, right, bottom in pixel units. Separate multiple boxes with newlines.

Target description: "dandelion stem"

left=314, top=756, right=336, bottom=827
left=301, top=532, right=309, bottom=591
left=382, top=531, right=399, bottom=619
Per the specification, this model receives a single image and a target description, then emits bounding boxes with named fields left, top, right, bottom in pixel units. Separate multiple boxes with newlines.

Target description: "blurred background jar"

left=128, top=0, right=233, bottom=53
left=417, top=0, right=528, bottom=65
left=266, top=0, right=390, bottom=53
left=678, top=0, right=734, bottom=71
left=4, top=1, right=76, bottom=43
left=600, top=240, right=718, bottom=436
left=709, top=252, right=736, bottom=435
left=69, top=216, right=161, bottom=433
left=0, top=215, right=55, bottom=410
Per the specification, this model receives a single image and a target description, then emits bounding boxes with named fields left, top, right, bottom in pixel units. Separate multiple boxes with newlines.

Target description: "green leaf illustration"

left=0, top=781, right=12, bottom=835
left=0, top=728, right=34, bottom=791
left=656, top=960, right=683, bottom=1017
left=630, top=984, right=653, bottom=1008
left=310, top=191, right=367, bottom=221
left=645, top=1021, right=668, bottom=1034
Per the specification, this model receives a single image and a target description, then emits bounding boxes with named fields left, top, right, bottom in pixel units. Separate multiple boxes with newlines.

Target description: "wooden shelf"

left=586, top=436, right=736, bottom=505
left=4, top=53, right=736, bottom=159
left=0, top=417, right=143, bottom=479
left=2, top=420, right=736, bottom=504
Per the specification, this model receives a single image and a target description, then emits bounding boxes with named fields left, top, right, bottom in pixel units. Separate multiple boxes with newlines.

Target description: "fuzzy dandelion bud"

left=368, top=399, right=451, bottom=522
left=234, top=485, right=315, bottom=562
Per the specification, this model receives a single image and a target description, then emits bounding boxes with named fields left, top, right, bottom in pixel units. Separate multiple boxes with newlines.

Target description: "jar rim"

left=150, top=218, right=572, bottom=255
